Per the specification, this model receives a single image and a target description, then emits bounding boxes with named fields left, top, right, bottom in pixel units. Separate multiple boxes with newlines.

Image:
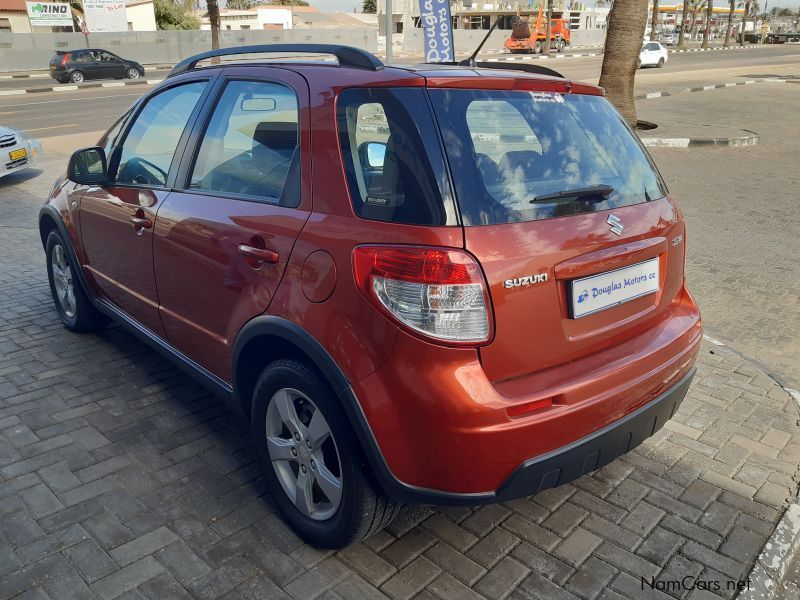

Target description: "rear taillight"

left=60, top=54, right=69, bottom=66
left=353, top=245, right=493, bottom=345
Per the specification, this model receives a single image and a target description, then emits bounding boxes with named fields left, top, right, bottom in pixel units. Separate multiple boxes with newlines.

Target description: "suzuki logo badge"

left=607, top=214, right=624, bottom=236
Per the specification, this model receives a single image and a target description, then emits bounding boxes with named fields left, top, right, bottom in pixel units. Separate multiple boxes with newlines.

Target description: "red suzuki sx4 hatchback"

left=39, top=45, right=702, bottom=548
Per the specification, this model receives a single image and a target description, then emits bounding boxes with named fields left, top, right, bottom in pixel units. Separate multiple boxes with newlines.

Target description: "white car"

left=639, top=42, right=669, bottom=68
left=0, top=126, right=38, bottom=179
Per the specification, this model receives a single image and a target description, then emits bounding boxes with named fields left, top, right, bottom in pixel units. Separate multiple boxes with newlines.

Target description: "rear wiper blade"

left=531, top=185, right=615, bottom=203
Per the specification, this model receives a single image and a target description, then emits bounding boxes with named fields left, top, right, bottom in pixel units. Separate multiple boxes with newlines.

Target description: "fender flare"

left=39, top=205, right=95, bottom=302
left=231, top=316, right=494, bottom=506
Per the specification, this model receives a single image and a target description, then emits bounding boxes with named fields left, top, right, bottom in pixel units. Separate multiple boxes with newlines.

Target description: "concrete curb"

left=484, top=43, right=768, bottom=64
left=639, top=129, right=759, bottom=148
left=635, top=78, right=789, bottom=101
left=0, top=78, right=164, bottom=96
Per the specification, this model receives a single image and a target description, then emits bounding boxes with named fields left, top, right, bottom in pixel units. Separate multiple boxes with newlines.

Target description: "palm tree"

left=650, top=0, right=659, bottom=41
left=723, top=0, right=735, bottom=46
left=598, top=0, right=650, bottom=125
left=543, top=0, right=554, bottom=57
left=739, top=0, right=751, bottom=44
left=207, top=0, right=220, bottom=50
left=702, top=0, right=712, bottom=47
left=677, top=1, right=689, bottom=47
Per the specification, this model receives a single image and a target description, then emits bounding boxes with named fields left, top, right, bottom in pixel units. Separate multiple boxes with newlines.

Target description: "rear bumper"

left=495, top=367, right=694, bottom=501
left=351, top=287, right=701, bottom=503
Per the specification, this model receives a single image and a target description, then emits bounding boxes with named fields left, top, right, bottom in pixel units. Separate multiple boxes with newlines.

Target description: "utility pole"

left=384, top=0, right=393, bottom=63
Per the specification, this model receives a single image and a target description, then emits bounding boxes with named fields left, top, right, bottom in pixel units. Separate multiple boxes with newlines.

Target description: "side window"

left=74, top=51, right=92, bottom=63
left=188, top=80, right=300, bottom=206
left=113, top=82, right=206, bottom=187
left=337, top=87, right=456, bottom=226
left=100, top=110, right=131, bottom=159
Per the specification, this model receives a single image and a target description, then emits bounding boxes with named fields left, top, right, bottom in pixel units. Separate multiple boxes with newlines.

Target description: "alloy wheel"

left=266, top=387, right=343, bottom=521
left=128, top=68, right=140, bottom=79
left=51, top=244, right=76, bottom=318
left=71, top=71, right=84, bottom=83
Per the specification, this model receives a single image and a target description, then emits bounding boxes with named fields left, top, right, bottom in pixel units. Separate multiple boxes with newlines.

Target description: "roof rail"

left=472, top=61, right=565, bottom=79
left=168, top=44, right=384, bottom=78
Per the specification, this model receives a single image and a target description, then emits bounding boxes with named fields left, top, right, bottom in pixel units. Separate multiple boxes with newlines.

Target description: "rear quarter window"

left=337, top=87, right=457, bottom=226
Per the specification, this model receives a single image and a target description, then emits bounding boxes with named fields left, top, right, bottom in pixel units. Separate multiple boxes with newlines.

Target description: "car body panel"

left=49, top=49, right=144, bottom=83
left=0, top=126, right=37, bottom=178
left=40, top=57, right=701, bottom=503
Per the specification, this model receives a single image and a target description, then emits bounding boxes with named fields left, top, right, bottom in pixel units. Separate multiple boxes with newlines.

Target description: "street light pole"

left=385, top=0, right=393, bottom=64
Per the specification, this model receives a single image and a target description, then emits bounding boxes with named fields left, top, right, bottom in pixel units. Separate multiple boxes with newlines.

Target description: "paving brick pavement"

left=1, top=159, right=799, bottom=599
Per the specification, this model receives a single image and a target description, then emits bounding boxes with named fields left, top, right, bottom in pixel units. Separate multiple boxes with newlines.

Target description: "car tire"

left=657, top=57, right=665, bottom=68
left=252, top=359, right=400, bottom=548
left=127, top=68, right=140, bottom=80
left=637, top=59, right=642, bottom=69
left=70, top=71, right=84, bottom=84
left=45, top=230, right=106, bottom=333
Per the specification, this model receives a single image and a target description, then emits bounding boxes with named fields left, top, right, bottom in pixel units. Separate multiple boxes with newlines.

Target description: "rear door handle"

left=238, top=244, right=279, bottom=264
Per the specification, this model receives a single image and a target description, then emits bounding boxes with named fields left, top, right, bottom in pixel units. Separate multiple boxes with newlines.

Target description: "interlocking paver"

left=1, top=120, right=799, bottom=600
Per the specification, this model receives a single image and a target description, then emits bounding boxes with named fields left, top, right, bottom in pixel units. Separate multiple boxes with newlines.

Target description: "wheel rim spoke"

left=294, top=469, right=314, bottom=516
left=307, top=407, right=330, bottom=450
left=313, top=460, right=342, bottom=506
left=266, top=435, right=295, bottom=462
left=274, top=389, right=304, bottom=437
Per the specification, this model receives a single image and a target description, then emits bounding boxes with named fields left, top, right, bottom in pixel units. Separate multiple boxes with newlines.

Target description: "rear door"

left=428, top=86, right=686, bottom=383
left=79, top=77, right=210, bottom=336
left=153, top=68, right=311, bottom=381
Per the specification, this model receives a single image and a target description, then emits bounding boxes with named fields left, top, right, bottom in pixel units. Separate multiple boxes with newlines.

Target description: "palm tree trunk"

left=598, top=0, right=649, bottom=125
left=739, top=0, right=750, bottom=44
left=677, top=3, right=688, bottom=47
left=723, top=0, right=734, bottom=45
left=543, top=0, right=553, bottom=57
left=702, top=0, right=712, bottom=47
left=650, top=0, right=659, bottom=40
left=689, top=6, right=699, bottom=39
left=207, top=0, right=220, bottom=50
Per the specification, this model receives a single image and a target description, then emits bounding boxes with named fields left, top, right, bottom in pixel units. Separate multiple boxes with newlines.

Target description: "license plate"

left=9, top=148, right=27, bottom=161
left=570, top=258, right=660, bottom=318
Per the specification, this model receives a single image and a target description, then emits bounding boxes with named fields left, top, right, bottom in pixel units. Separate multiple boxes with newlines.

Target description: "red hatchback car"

left=39, top=44, right=702, bottom=548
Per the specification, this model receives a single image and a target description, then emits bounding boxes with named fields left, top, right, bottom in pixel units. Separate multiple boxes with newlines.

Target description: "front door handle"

left=238, top=244, right=279, bottom=264
left=130, top=216, right=152, bottom=229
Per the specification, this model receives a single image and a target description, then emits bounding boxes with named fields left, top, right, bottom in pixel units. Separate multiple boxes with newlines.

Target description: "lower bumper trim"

left=494, top=367, right=695, bottom=502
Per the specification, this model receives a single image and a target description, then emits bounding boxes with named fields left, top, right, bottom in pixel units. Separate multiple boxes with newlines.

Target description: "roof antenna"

left=458, top=17, right=501, bottom=67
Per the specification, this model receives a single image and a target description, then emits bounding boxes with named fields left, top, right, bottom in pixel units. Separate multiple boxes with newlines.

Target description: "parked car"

left=660, top=33, right=677, bottom=46
left=0, top=126, right=38, bottom=179
left=640, top=41, right=669, bottom=68
left=49, top=49, right=145, bottom=84
left=39, top=44, right=702, bottom=549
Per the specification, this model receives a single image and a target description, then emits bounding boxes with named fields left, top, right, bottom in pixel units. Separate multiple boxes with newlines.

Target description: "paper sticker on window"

left=530, top=92, right=565, bottom=104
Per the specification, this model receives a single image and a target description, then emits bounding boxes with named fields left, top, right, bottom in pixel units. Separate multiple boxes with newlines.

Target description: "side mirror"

left=360, top=141, right=387, bottom=169
left=68, top=147, right=106, bottom=185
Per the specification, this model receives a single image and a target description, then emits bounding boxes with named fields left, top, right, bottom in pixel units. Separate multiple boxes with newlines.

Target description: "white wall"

left=257, top=8, right=292, bottom=30
left=0, top=12, right=32, bottom=33
left=125, top=3, right=157, bottom=32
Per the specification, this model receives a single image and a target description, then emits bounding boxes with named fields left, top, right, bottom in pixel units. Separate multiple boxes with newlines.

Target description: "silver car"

left=0, top=126, right=38, bottom=179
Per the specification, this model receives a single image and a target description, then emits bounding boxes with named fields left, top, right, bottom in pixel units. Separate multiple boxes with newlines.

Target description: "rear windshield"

left=428, top=89, right=667, bottom=226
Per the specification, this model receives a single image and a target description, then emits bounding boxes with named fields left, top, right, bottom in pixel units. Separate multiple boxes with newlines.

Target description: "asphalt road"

left=1, top=44, right=798, bottom=144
